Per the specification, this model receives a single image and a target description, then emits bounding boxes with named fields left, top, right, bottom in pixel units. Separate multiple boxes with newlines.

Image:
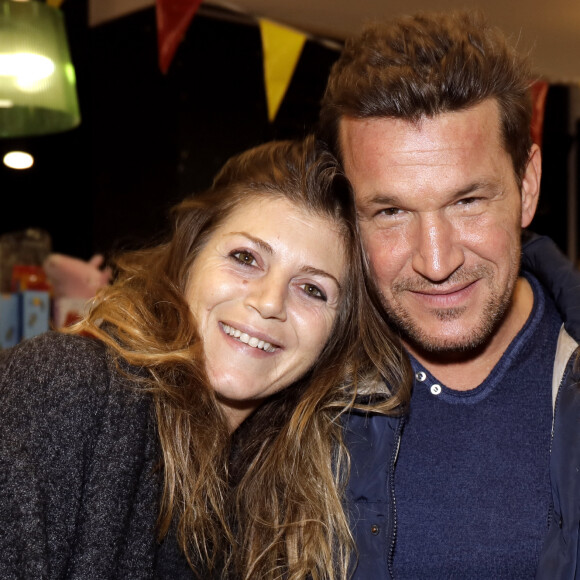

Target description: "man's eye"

left=457, top=197, right=479, bottom=205
left=231, top=251, right=256, bottom=266
left=301, top=283, right=327, bottom=301
left=379, top=207, right=402, bottom=216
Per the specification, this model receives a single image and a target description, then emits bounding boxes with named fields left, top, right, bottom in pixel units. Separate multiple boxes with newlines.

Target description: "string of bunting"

left=53, top=0, right=546, bottom=132
left=155, top=0, right=342, bottom=122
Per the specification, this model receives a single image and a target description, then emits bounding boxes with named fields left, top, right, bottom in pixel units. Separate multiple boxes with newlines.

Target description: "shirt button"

left=430, top=384, right=442, bottom=395
left=416, top=371, right=427, bottom=382
left=370, top=524, right=380, bottom=535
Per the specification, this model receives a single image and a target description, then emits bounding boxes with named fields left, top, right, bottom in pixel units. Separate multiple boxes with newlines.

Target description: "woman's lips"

left=219, top=322, right=278, bottom=352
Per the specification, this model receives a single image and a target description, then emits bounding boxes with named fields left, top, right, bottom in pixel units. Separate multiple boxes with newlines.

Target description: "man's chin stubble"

left=385, top=302, right=510, bottom=355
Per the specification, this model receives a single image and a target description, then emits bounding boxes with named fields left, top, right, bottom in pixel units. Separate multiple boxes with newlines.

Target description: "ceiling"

left=88, top=0, right=580, bottom=85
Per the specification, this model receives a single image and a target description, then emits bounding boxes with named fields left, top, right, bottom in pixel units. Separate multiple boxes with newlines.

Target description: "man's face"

left=340, top=99, right=540, bottom=357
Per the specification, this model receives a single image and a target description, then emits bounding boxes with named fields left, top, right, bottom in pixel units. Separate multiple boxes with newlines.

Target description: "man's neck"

left=405, top=277, right=534, bottom=391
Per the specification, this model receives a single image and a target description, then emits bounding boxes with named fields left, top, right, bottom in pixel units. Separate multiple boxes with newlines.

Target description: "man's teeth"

left=221, top=323, right=276, bottom=352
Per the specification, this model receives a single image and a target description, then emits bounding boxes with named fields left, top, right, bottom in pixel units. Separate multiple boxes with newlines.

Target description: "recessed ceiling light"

left=3, top=150, right=34, bottom=170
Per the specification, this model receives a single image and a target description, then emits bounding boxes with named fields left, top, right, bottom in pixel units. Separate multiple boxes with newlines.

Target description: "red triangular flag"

left=530, top=80, right=549, bottom=147
left=156, top=0, right=203, bottom=74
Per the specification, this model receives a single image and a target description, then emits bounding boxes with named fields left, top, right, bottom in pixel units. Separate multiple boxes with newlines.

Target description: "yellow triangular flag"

left=47, top=0, right=65, bottom=7
left=259, top=18, right=307, bottom=122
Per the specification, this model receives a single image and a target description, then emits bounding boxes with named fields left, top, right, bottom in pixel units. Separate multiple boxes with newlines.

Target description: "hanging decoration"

left=259, top=18, right=306, bottom=122
left=153, top=1, right=339, bottom=119
left=530, top=80, right=549, bottom=147
left=156, top=0, right=204, bottom=74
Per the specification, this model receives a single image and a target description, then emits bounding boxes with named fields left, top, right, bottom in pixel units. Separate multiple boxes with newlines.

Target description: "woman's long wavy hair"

left=70, top=135, right=412, bottom=579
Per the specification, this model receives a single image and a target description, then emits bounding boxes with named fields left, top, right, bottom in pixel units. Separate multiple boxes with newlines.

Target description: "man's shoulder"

left=343, top=411, right=402, bottom=459
left=522, top=231, right=580, bottom=341
left=342, top=411, right=403, bottom=501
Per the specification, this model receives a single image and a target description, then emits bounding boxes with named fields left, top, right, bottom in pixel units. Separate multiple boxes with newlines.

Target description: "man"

left=319, top=10, right=580, bottom=579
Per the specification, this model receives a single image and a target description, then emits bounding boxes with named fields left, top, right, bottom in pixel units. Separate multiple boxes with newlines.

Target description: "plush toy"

left=43, top=253, right=112, bottom=299
left=42, top=254, right=112, bottom=329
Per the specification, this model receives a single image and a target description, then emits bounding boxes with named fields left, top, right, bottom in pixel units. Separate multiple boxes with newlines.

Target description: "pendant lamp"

left=0, top=0, right=80, bottom=138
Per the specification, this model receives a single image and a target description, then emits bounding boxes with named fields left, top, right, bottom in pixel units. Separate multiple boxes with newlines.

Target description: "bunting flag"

left=259, top=18, right=306, bottom=122
left=156, top=0, right=203, bottom=74
left=530, top=80, right=549, bottom=147
left=46, top=0, right=65, bottom=7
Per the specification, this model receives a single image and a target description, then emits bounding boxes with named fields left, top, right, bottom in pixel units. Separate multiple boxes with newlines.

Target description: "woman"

left=0, top=136, right=411, bottom=579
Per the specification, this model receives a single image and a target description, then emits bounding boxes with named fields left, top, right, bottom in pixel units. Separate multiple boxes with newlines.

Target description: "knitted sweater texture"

left=0, top=331, right=189, bottom=579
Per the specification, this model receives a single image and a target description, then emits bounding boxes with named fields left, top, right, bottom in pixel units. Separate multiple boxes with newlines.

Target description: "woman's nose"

left=244, top=275, right=288, bottom=320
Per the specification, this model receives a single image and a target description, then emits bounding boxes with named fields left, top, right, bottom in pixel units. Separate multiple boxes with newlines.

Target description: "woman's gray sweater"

left=0, top=331, right=192, bottom=579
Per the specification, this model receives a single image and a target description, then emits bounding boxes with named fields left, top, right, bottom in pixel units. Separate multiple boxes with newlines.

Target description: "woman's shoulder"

left=0, top=332, right=156, bottom=493
left=1, top=331, right=108, bottom=392
left=0, top=331, right=148, bottom=425
left=1, top=330, right=108, bottom=370
left=0, top=333, right=160, bottom=579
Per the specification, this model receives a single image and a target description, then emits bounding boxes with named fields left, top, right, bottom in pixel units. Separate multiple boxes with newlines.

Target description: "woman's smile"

left=219, top=322, right=277, bottom=353
left=185, top=196, right=346, bottom=425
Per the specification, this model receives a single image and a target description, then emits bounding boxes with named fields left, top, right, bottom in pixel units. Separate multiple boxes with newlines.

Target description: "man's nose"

left=411, top=213, right=464, bottom=282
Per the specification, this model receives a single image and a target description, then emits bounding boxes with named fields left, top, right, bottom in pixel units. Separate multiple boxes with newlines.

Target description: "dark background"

left=0, top=1, right=576, bottom=262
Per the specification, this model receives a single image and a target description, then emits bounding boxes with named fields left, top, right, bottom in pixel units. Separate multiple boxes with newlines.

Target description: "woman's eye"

left=300, top=283, right=327, bottom=301
left=231, top=251, right=256, bottom=266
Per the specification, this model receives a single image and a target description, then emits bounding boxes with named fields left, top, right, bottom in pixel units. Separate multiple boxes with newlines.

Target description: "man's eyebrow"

left=362, top=181, right=501, bottom=206
left=362, top=194, right=400, bottom=207
left=453, top=179, right=497, bottom=193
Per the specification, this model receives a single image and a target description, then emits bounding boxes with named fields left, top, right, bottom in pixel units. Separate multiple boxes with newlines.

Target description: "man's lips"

left=411, top=280, right=477, bottom=296
left=406, top=279, right=479, bottom=306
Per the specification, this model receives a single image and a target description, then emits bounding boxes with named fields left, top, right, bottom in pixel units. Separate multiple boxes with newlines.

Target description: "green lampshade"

left=0, top=0, right=80, bottom=138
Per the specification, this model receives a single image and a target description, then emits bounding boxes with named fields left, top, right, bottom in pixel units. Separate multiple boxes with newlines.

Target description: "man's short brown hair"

left=320, top=11, right=534, bottom=184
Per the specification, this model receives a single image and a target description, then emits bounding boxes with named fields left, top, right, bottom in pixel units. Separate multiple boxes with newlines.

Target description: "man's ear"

left=521, top=144, right=542, bottom=228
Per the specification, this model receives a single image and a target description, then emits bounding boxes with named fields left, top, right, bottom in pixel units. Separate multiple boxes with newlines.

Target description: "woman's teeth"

left=221, top=323, right=276, bottom=352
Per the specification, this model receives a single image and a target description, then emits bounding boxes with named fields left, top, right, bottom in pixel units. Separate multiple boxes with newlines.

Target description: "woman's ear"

left=520, top=144, right=542, bottom=228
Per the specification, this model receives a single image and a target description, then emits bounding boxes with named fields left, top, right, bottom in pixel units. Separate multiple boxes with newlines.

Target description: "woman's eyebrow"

left=300, top=266, right=342, bottom=292
left=229, top=232, right=273, bottom=254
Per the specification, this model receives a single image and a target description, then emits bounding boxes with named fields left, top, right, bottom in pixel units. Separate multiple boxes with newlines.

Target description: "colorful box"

left=0, top=293, right=19, bottom=349
left=20, top=290, right=51, bottom=341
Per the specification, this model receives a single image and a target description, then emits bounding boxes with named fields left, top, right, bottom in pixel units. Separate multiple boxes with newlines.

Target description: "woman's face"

left=186, top=196, right=347, bottom=428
